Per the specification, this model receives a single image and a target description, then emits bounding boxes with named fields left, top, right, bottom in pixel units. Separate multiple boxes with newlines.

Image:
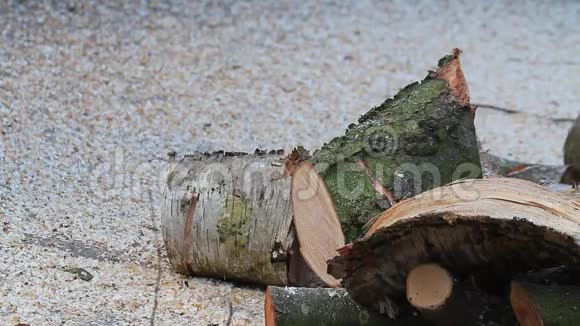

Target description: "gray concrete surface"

left=0, top=1, right=578, bottom=325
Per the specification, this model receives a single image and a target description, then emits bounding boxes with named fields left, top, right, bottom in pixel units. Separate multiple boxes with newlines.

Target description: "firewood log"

left=328, top=178, right=580, bottom=317
left=311, top=48, right=481, bottom=241
left=161, top=150, right=344, bottom=287
left=511, top=281, right=580, bottom=326
left=161, top=49, right=482, bottom=285
left=161, top=151, right=299, bottom=285
left=265, top=286, right=426, bottom=326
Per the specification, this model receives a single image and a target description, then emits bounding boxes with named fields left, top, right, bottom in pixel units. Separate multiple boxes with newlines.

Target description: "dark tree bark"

left=265, top=286, right=427, bottom=326
left=311, top=49, right=481, bottom=241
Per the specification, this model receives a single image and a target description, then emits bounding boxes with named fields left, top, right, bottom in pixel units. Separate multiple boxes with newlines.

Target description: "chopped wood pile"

left=161, top=49, right=580, bottom=325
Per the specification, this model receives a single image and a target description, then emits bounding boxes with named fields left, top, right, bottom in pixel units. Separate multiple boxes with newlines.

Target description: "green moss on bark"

left=217, top=193, right=252, bottom=253
left=437, top=53, right=455, bottom=67
left=312, top=75, right=481, bottom=241
left=267, top=287, right=425, bottom=326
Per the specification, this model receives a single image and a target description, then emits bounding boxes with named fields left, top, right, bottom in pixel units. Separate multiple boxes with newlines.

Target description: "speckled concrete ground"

left=0, top=1, right=578, bottom=325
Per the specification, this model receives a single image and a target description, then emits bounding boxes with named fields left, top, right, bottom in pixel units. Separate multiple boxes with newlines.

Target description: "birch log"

left=162, top=151, right=295, bottom=285
left=328, top=178, right=580, bottom=317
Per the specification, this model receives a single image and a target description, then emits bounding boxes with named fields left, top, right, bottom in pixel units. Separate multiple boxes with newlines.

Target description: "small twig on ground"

left=473, top=103, right=520, bottom=114
left=141, top=223, right=160, bottom=232
left=225, top=299, right=234, bottom=326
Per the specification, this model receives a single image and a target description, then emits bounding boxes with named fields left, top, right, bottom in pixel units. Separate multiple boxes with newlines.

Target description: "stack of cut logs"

left=161, top=49, right=580, bottom=325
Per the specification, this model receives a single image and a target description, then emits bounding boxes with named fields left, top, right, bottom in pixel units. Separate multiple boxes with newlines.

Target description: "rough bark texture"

left=265, top=286, right=426, bottom=326
left=511, top=281, right=580, bottom=326
left=328, top=178, right=580, bottom=317
left=162, top=151, right=295, bottom=285
left=311, top=50, right=481, bottom=241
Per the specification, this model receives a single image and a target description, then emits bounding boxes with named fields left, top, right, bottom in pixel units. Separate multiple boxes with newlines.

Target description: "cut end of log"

left=510, top=281, right=543, bottom=326
left=406, top=264, right=453, bottom=311
left=265, top=287, right=277, bottom=326
left=435, top=48, right=470, bottom=107
left=291, top=161, right=345, bottom=287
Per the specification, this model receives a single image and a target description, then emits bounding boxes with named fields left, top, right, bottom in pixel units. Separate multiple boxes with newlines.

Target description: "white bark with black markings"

left=162, top=151, right=295, bottom=285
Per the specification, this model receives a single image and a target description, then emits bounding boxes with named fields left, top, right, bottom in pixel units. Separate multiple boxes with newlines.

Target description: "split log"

left=328, top=178, right=580, bottom=317
left=265, top=286, right=426, bottom=326
left=311, top=48, right=481, bottom=241
left=406, top=264, right=515, bottom=325
left=161, top=49, right=483, bottom=285
left=511, top=281, right=580, bottom=326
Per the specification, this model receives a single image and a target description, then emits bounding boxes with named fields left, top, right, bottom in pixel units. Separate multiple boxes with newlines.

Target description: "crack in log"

left=183, top=192, right=199, bottom=276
